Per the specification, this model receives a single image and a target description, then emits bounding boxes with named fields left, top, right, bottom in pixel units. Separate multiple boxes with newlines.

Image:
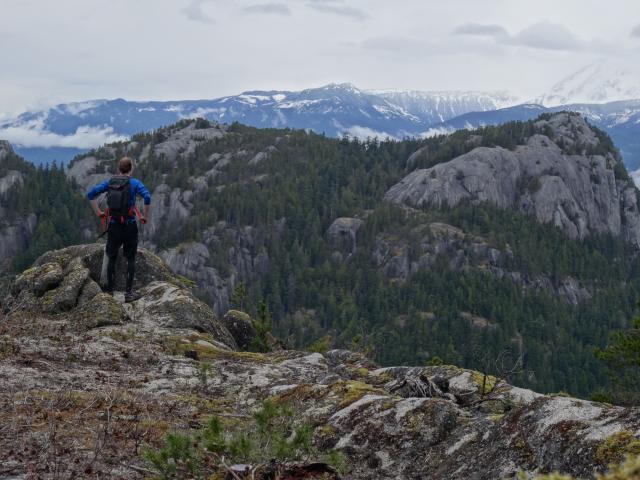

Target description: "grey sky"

left=1, top=0, right=639, bottom=118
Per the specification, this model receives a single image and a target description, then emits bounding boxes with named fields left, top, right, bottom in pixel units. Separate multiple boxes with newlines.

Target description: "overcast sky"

left=1, top=0, right=640, bottom=118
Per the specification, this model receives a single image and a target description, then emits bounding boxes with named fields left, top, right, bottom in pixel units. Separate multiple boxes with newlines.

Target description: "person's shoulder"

left=130, top=177, right=150, bottom=191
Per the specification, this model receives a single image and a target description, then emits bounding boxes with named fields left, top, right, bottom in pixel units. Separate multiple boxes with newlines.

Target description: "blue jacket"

left=87, top=177, right=151, bottom=222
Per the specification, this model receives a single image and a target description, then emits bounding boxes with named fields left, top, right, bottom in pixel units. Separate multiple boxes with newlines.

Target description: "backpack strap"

left=97, top=208, right=110, bottom=239
left=132, top=205, right=145, bottom=223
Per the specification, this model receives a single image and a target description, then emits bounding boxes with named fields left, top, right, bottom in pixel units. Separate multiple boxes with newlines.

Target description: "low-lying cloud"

left=0, top=117, right=128, bottom=149
left=343, top=125, right=396, bottom=140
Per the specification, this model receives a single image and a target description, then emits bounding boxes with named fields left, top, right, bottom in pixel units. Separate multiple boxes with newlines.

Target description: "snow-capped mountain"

left=369, top=90, right=519, bottom=125
left=0, top=83, right=519, bottom=164
left=535, top=59, right=640, bottom=107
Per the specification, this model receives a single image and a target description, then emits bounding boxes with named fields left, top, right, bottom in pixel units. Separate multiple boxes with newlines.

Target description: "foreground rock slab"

left=1, top=246, right=639, bottom=479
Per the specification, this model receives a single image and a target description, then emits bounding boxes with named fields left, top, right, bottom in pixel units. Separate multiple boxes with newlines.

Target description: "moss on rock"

left=12, top=262, right=63, bottom=297
left=331, top=380, right=385, bottom=408
left=471, top=371, right=498, bottom=395
left=163, top=334, right=268, bottom=363
left=72, top=293, right=127, bottom=330
left=596, top=431, right=640, bottom=466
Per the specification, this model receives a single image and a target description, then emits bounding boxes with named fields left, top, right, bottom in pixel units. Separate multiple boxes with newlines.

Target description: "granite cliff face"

left=1, top=247, right=639, bottom=479
left=0, top=141, right=36, bottom=271
left=159, top=223, right=271, bottom=315
left=386, top=114, right=640, bottom=246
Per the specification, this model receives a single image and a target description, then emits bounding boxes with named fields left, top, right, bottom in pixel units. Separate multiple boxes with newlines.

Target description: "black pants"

left=106, top=222, right=138, bottom=292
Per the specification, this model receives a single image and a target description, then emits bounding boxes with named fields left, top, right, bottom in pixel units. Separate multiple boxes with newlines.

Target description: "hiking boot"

left=124, top=291, right=142, bottom=303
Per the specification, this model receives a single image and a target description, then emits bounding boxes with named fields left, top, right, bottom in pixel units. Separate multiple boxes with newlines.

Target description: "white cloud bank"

left=0, top=116, right=128, bottom=149
left=421, top=126, right=455, bottom=138
left=342, top=125, right=396, bottom=140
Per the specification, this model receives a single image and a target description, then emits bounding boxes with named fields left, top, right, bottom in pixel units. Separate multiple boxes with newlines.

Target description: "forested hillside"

left=5, top=113, right=639, bottom=397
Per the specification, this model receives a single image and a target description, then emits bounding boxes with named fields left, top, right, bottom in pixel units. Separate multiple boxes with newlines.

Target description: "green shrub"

left=143, top=399, right=345, bottom=478
left=143, top=432, right=199, bottom=479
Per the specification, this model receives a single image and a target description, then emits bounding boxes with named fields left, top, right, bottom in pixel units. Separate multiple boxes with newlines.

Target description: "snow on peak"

left=535, top=59, right=640, bottom=107
left=321, top=83, right=362, bottom=94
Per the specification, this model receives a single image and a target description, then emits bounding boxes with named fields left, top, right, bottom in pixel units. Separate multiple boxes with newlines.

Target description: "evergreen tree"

left=596, top=312, right=640, bottom=405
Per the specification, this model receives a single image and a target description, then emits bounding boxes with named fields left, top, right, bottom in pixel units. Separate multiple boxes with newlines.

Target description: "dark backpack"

left=107, top=175, right=131, bottom=219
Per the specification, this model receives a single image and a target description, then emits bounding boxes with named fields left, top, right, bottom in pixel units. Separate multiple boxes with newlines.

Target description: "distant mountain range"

left=0, top=84, right=516, bottom=164
left=2, top=60, right=640, bottom=170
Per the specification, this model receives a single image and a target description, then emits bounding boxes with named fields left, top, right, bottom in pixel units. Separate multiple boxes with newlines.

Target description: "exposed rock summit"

left=386, top=113, right=640, bottom=246
left=3, top=243, right=236, bottom=349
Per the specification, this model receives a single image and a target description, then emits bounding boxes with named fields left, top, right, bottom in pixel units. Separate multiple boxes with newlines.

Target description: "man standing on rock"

left=87, top=157, right=151, bottom=302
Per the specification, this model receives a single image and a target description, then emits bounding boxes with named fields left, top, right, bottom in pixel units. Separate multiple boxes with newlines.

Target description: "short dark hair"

left=118, top=157, right=133, bottom=174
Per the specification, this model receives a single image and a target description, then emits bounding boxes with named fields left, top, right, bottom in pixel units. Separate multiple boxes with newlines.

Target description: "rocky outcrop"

left=326, top=217, right=364, bottom=255
left=0, top=212, right=36, bottom=271
left=386, top=113, right=640, bottom=246
left=222, top=309, right=257, bottom=349
left=1, top=256, right=639, bottom=480
left=3, top=243, right=236, bottom=348
left=143, top=184, right=194, bottom=239
left=65, top=154, right=110, bottom=192
left=160, top=222, right=272, bottom=315
left=146, top=122, right=227, bottom=163
left=127, top=281, right=237, bottom=348
left=0, top=139, right=13, bottom=162
left=0, top=169, right=22, bottom=195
